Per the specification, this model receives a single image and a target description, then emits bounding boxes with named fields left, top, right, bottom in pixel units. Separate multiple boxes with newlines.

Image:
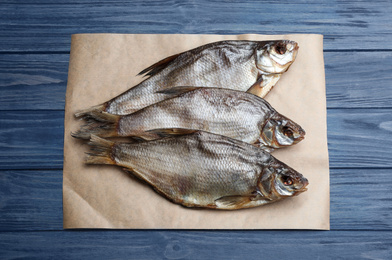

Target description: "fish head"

left=255, top=40, right=299, bottom=74
left=258, top=161, right=308, bottom=200
left=259, top=113, right=305, bottom=149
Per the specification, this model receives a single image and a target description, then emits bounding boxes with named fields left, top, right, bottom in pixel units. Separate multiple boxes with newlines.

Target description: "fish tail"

left=74, top=103, right=107, bottom=118
left=85, top=135, right=116, bottom=165
left=71, top=111, right=120, bottom=139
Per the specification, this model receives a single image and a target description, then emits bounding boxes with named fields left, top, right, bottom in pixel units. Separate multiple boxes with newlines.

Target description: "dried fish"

left=76, top=40, right=298, bottom=117
left=85, top=131, right=308, bottom=210
left=73, top=87, right=305, bottom=151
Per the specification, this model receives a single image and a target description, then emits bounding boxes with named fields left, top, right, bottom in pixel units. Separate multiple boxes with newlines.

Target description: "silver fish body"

left=73, top=87, right=305, bottom=150
left=86, top=132, right=309, bottom=210
left=76, top=40, right=298, bottom=117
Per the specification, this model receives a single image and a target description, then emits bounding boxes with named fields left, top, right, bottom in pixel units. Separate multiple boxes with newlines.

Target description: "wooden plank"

left=0, top=52, right=391, bottom=110
left=0, top=230, right=391, bottom=259
left=1, top=109, right=392, bottom=169
left=0, top=168, right=391, bottom=232
left=330, top=169, right=392, bottom=230
left=0, top=170, right=62, bottom=231
left=0, top=1, right=389, bottom=256
left=0, top=54, right=68, bottom=110
left=0, top=111, right=64, bottom=170
left=325, top=51, right=392, bottom=108
left=327, top=108, right=392, bottom=168
left=0, top=1, right=391, bottom=52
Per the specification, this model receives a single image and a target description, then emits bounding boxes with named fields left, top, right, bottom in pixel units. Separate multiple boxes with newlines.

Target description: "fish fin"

left=71, top=111, right=120, bottom=140
left=214, top=195, right=255, bottom=210
left=137, top=53, right=181, bottom=77
left=121, top=167, right=177, bottom=205
left=262, top=147, right=275, bottom=153
left=122, top=167, right=133, bottom=175
left=246, top=77, right=265, bottom=97
left=246, top=74, right=281, bottom=98
left=127, top=136, right=149, bottom=143
left=74, top=103, right=107, bottom=118
left=253, top=143, right=274, bottom=153
left=144, top=128, right=199, bottom=138
left=156, top=86, right=202, bottom=96
left=122, top=167, right=146, bottom=182
left=85, top=135, right=116, bottom=165
left=122, top=167, right=162, bottom=191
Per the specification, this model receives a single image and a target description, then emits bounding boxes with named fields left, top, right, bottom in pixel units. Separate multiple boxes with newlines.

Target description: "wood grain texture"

left=0, top=230, right=391, bottom=259
left=0, top=168, right=391, bottom=232
left=0, top=52, right=391, bottom=110
left=0, top=170, right=62, bottom=231
left=1, top=0, right=391, bottom=256
left=325, top=51, right=392, bottom=108
left=330, top=169, right=392, bottom=230
left=0, top=111, right=64, bottom=170
left=0, top=1, right=391, bottom=52
left=1, top=109, right=392, bottom=169
left=0, top=54, right=68, bottom=110
left=327, top=108, right=392, bottom=168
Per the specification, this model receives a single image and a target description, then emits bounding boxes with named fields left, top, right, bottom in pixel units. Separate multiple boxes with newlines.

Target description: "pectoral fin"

left=214, top=190, right=272, bottom=209
left=256, top=145, right=275, bottom=153
left=246, top=77, right=264, bottom=96
left=215, top=194, right=265, bottom=210
left=246, top=74, right=281, bottom=98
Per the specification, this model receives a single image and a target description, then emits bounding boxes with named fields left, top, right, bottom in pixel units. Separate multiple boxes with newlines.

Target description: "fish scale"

left=75, top=40, right=298, bottom=117
left=73, top=88, right=305, bottom=151
left=85, top=131, right=308, bottom=210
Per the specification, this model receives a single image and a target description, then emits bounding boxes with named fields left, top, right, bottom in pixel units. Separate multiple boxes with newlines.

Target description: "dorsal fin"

left=137, top=53, right=181, bottom=77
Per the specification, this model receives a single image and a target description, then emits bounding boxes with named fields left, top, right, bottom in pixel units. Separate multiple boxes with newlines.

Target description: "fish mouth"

left=292, top=187, right=308, bottom=196
left=283, top=41, right=299, bottom=68
left=294, top=134, right=305, bottom=143
left=292, top=128, right=306, bottom=143
left=291, top=43, right=299, bottom=62
left=298, top=186, right=308, bottom=192
left=296, top=177, right=309, bottom=193
left=292, top=42, right=299, bottom=51
left=285, top=41, right=299, bottom=52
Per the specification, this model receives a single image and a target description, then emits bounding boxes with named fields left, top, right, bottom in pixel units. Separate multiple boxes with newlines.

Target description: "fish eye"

left=282, top=126, right=293, bottom=138
left=281, top=175, right=293, bottom=186
left=275, top=43, right=287, bottom=55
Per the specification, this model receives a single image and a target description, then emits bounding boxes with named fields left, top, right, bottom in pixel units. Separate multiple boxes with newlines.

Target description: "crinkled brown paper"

left=63, top=34, right=329, bottom=229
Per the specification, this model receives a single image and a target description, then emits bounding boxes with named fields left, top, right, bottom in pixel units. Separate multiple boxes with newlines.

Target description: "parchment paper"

left=63, top=34, right=329, bottom=229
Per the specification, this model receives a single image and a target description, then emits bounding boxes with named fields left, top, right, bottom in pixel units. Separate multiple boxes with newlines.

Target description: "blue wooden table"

left=1, top=1, right=392, bottom=259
